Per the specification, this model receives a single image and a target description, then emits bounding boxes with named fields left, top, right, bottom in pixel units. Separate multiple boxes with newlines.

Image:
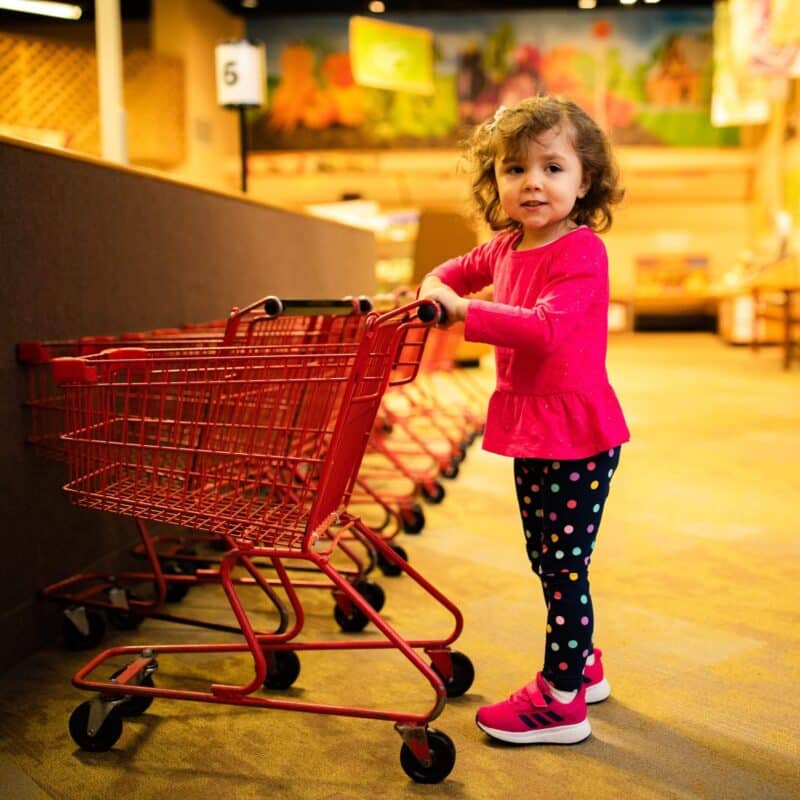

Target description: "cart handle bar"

left=50, top=300, right=447, bottom=385
left=262, top=295, right=373, bottom=318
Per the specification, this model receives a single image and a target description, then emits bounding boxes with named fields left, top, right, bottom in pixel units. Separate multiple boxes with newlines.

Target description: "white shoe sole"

left=476, top=717, right=591, bottom=745
left=586, top=677, right=611, bottom=704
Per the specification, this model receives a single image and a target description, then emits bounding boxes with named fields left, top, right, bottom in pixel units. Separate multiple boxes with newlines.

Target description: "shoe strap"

left=510, top=681, right=548, bottom=708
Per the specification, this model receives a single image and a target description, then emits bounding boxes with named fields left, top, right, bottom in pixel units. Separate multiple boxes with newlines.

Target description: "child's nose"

left=523, top=169, right=541, bottom=189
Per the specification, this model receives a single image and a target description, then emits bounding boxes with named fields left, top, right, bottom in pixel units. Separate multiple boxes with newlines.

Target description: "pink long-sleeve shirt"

left=431, top=226, right=629, bottom=460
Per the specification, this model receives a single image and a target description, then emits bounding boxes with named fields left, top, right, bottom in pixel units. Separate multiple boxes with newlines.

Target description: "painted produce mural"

left=247, top=9, right=739, bottom=150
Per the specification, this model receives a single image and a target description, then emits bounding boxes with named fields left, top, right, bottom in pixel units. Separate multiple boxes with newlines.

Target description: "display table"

left=751, top=283, right=800, bottom=370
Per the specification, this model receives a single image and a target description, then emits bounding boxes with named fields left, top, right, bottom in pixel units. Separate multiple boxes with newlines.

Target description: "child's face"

left=494, top=126, right=589, bottom=248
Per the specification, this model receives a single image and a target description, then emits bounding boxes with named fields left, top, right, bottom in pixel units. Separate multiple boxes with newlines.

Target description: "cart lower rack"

left=53, top=300, right=473, bottom=784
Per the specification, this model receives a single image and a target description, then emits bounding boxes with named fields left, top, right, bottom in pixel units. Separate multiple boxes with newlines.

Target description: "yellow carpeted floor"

left=1, top=332, right=799, bottom=799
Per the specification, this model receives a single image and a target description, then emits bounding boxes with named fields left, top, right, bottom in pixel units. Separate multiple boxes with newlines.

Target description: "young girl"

left=419, top=96, right=629, bottom=745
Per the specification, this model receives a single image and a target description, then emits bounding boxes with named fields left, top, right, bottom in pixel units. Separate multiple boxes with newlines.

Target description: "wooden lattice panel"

left=0, top=33, right=98, bottom=152
left=0, top=33, right=185, bottom=166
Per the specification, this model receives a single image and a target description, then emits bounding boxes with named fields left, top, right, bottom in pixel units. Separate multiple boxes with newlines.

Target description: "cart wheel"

left=263, top=650, right=301, bottom=690
left=401, top=504, right=425, bottom=535
left=68, top=701, right=123, bottom=752
left=333, top=603, right=369, bottom=632
left=377, top=544, right=408, bottom=577
left=431, top=651, right=475, bottom=698
left=422, top=482, right=445, bottom=505
left=110, top=668, right=155, bottom=717
left=354, top=579, right=385, bottom=612
left=440, top=458, right=459, bottom=480
left=163, top=561, right=191, bottom=603
left=400, top=729, right=456, bottom=784
left=62, top=609, right=106, bottom=651
left=457, top=442, right=468, bottom=463
left=106, top=600, right=145, bottom=631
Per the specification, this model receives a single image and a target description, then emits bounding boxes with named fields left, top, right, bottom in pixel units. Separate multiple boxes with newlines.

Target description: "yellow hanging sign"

left=349, top=15, right=434, bottom=95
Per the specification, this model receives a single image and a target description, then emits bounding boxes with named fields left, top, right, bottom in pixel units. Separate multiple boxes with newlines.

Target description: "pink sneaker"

left=583, top=648, right=611, bottom=704
left=475, top=673, right=591, bottom=744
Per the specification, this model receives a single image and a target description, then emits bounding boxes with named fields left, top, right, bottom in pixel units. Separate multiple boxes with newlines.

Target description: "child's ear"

left=578, top=177, right=590, bottom=199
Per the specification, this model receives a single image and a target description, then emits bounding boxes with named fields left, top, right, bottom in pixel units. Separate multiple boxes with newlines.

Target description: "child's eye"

left=546, top=164, right=562, bottom=173
left=506, top=165, right=524, bottom=174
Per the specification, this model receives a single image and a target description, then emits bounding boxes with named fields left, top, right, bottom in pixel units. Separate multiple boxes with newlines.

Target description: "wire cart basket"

left=53, top=299, right=473, bottom=784
left=21, top=299, right=390, bottom=647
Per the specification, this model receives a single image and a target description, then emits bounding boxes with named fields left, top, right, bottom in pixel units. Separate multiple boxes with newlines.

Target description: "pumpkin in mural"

left=269, top=45, right=365, bottom=132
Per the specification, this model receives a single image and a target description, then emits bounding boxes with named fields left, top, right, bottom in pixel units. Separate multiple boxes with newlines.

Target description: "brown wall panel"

left=0, top=137, right=376, bottom=672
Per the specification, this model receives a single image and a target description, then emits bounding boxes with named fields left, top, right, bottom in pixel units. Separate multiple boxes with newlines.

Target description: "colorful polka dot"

left=555, top=550, right=564, bottom=559
left=590, top=480, right=599, bottom=490
left=569, top=572, right=578, bottom=581
left=551, top=534, right=559, bottom=542
left=523, top=495, right=531, bottom=504
left=551, top=483, right=560, bottom=492
left=572, top=547, right=581, bottom=556
left=558, top=662, right=568, bottom=671
left=580, top=616, right=589, bottom=625
left=553, top=591, right=562, bottom=600
left=580, top=594, right=588, bottom=604
left=567, top=499, right=577, bottom=509
left=586, top=524, right=595, bottom=533
left=555, top=615, right=565, bottom=625
left=564, top=524, right=574, bottom=534
left=549, top=512, right=558, bottom=521
left=551, top=642, right=560, bottom=651
left=587, top=462, right=596, bottom=471
left=569, top=472, right=580, bottom=481
left=593, top=503, right=600, bottom=513
left=568, top=640, right=578, bottom=649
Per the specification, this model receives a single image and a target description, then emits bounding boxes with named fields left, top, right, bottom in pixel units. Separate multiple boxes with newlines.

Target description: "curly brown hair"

left=463, top=95, right=624, bottom=233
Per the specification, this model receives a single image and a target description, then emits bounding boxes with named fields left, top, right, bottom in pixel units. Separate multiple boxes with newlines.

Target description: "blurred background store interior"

left=0, top=1, right=798, bottom=796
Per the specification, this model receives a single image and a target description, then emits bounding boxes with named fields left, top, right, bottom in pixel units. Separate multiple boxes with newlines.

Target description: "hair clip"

left=486, top=105, right=507, bottom=131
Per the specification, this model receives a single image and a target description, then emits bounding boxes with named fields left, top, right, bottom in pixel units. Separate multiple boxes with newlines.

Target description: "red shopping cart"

left=54, top=299, right=472, bottom=783
left=22, top=299, right=395, bottom=647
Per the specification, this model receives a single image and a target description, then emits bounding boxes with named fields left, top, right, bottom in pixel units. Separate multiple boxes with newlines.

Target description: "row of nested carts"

left=16, top=292, right=491, bottom=784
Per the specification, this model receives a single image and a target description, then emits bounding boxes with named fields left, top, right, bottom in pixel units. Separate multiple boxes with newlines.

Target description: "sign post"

left=215, top=40, right=266, bottom=193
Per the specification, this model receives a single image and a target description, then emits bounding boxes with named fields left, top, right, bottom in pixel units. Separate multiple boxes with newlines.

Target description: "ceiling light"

left=620, top=0, right=638, bottom=5
left=241, top=0, right=258, bottom=7
left=0, top=0, right=82, bottom=18
left=578, top=0, right=597, bottom=8
left=368, top=1, right=386, bottom=12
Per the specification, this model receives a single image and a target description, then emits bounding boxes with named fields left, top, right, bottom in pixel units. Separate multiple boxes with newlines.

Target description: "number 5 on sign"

left=215, top=40, right=267, bottom=108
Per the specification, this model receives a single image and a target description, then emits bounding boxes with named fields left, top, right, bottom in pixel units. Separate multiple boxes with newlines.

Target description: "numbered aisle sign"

left=215, top=40, right=266, bottom=108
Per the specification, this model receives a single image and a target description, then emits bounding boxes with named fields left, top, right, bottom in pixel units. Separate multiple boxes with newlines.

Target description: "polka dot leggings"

left=514, top=447, right=621, bottom=692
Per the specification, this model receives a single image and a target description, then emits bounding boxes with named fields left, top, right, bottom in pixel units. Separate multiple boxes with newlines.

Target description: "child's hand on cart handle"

left=417, top=299, right=449, bottom=326
left=418, top=276, right=467, bottom=327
